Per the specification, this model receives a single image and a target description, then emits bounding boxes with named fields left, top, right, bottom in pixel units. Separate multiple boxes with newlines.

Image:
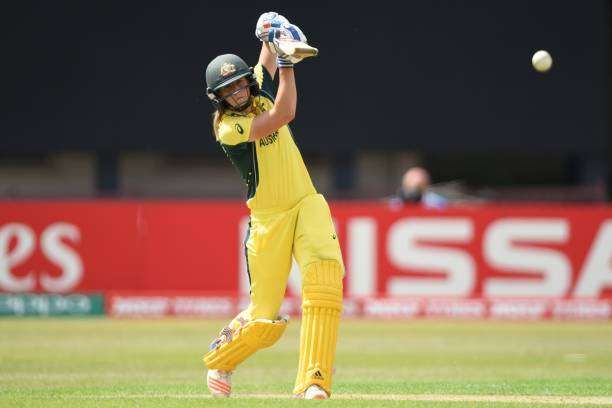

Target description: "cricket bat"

left=274, top=40, right=319, bottom=59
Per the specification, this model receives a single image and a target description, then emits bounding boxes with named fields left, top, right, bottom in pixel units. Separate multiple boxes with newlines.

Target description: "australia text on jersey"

left=259, top=131, right=279, bottom=147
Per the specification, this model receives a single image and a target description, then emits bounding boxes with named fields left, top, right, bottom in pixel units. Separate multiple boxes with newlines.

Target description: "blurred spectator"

left=389, top=166, right=449, bottom=209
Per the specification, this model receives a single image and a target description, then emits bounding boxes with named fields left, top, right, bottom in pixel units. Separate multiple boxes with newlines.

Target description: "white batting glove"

left=276, top=56, right=294, bottom=68
left=270, top=23, right=308, bottom=64
left=255, top=12, right=289, bottom=42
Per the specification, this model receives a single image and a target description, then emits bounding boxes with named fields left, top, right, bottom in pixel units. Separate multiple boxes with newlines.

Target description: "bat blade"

left=276, top=40, right=319, bottom=59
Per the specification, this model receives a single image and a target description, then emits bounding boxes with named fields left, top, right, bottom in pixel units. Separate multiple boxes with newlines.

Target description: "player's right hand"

left=270, top=23, right=308, bottom=65
left=255, top=12, right=289, bottom=42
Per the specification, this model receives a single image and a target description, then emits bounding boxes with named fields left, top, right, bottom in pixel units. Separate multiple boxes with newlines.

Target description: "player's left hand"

left=255, top=12, right=289, bottom=42
left=270, top=23, right=307, bottom=45
left=270, top=23, right=308, bottom=64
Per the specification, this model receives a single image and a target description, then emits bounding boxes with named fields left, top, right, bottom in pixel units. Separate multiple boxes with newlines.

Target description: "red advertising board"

left=0, top=201, right=246, bottom=294
left=1, top=201, right=611, bottom=307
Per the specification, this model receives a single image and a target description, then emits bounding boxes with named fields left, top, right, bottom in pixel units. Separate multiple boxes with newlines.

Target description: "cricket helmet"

left=205, top=54, right=260, bottom=110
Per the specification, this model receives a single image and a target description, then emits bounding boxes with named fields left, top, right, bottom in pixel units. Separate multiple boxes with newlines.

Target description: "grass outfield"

left=0, top=318, right=611, bottom=407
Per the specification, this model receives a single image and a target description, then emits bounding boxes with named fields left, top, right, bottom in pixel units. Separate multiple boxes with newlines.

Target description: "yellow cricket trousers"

left=244, top=193, right=344, bottom=320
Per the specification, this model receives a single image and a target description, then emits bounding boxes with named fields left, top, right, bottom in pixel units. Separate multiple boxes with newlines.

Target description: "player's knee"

left=303, top=260, right=344, bottom=287
left=299, top=241, right=344, bottom=273
left=302, top=260, right=343, bottom=310
left=311, top=243, right=340, bottom=263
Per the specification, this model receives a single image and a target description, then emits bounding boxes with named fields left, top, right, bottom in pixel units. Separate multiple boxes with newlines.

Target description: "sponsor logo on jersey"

left=255, top=100, right=268, bottom=112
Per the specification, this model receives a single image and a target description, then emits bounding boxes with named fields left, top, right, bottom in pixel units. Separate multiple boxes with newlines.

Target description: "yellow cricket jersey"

left=216, top=63, right=316, bottom=212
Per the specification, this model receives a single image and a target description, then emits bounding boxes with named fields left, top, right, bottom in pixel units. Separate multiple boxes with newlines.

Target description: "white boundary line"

left=64, top=393, right=612, bottom=404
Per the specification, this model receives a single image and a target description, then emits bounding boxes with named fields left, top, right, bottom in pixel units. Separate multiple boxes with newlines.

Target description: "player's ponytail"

left=212, top=106, right=225, bottom=140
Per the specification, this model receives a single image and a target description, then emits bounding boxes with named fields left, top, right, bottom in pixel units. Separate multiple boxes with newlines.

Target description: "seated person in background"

left=390, top=166, right=448, bottom=209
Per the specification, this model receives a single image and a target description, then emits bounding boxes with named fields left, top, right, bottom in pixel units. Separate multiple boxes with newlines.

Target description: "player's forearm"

left=274, top=67, right=297, bottom=121
left=247, top=66, right=296, bottom=141
left=258, top=43, right=278, bottom=80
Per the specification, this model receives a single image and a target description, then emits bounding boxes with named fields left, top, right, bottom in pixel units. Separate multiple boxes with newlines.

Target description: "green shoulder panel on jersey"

left=254, top=63, right=276, bottom=100
left=221, top=141, right=259, bottom=200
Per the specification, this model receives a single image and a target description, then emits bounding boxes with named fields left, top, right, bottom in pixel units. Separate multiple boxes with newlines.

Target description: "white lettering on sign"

left=483, top=219, right=570, bottom=297
left=40, top=223, right=83, bottom=293
left=489, top=299, right=548, bottom=319
left=0, top=222, right=83, bottom=293
left=235, top=215, right=612, bottom=299
left=348, top=217, right=376, bottom=296
left=574, top=220, right=612, bottom=297
left=386, top=218, right=475, bottom=296
left=0, top=223, right=36, bottom=292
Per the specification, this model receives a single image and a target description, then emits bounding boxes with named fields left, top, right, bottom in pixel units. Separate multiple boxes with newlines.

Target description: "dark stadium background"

left=1, top=0, right=610, bottom=198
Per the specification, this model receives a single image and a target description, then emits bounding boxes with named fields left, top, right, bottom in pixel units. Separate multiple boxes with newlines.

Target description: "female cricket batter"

left=202, top=12, right=344, bottom=400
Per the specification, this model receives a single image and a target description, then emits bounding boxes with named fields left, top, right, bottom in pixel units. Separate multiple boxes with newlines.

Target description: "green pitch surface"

left=1, top=318, right=611, bottom=407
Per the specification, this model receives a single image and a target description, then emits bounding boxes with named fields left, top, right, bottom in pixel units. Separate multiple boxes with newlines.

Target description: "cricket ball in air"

left=532, top=50, right=553, bottom=73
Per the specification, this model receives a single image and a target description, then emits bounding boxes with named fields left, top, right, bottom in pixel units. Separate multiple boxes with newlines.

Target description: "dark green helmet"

left=205, top=54, right=259, bottom=110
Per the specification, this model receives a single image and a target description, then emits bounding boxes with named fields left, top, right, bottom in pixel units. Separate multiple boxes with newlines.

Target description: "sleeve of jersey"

left=217, top=114, right=253, bottom=146
left=254, top=63, right=276, bottom=99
